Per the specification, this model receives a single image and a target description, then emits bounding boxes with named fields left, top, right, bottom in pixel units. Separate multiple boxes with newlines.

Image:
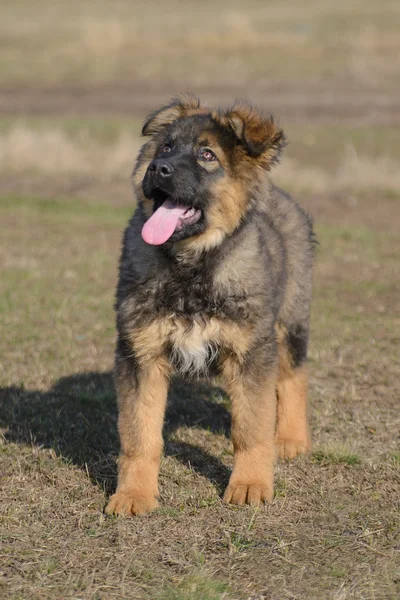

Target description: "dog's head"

left=133, top=94, right=285, bottom=251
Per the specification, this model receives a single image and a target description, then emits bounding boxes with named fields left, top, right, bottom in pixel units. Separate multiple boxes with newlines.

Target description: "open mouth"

left=142, top=193, right=202, bottom=245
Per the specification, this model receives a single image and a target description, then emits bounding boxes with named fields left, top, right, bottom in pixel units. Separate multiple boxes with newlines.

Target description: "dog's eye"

left=200, top=149, right=217, bottom=162
left=162, top=144, right=172, bottom=153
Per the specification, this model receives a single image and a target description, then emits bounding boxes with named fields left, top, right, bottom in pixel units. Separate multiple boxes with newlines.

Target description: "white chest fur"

left=131, top=315, right=252, bottom=377
left=170, top=320, right=218, bottom=376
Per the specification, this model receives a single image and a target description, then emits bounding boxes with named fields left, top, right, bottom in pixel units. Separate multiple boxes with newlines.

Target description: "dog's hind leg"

left=106, top=343, right=171, bottom=516
left=275, top=323, right=311, bottom=459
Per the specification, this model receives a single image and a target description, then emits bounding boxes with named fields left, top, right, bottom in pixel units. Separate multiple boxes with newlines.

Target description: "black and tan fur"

left=105, top=95, right=315, bottom=516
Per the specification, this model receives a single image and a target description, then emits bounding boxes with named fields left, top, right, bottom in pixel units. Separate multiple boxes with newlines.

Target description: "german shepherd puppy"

left=105, top=95, right=314, bottom=516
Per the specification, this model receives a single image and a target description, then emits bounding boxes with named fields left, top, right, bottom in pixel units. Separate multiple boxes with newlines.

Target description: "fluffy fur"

left=106, top=95, right=315, bottom=516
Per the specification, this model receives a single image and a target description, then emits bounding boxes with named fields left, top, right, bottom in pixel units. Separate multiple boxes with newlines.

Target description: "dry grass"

left=275, top=146, right=400, bottom=194
left=1, top=1, right=400, bottom=597
left=1, top=0, right=400, bottom=85
left=1, top=194, right=399, bottom=600
left=1, top=126, right=400, bottom=196
left=0, top=127, right=139, bottom=179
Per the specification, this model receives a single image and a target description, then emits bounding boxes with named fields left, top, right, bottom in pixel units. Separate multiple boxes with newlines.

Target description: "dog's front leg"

left=222, top=357, right=277, bottom=506
left=106, top=352, right=170, bottom=516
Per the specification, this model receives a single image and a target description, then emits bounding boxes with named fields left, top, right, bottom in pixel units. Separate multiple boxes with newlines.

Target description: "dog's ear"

left=218, top=102, right=286, bottom=166
left=142, top=94, right=201, bottom=137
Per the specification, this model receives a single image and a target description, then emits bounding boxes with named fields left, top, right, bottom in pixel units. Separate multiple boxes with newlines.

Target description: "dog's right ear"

left=142, top=94, right=201, bottom=136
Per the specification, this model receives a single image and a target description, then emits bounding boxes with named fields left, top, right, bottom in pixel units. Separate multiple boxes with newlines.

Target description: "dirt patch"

left=1, top=79, right=400, bottom=126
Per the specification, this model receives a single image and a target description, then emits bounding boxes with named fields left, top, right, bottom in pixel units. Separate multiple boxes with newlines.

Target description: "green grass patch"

left=315, top=224, right=400, bottom=266
left=157, top=574, right=229, bottom=600
left=229, top=532, right=255, bottom=553
left=329, top=566, right=346, bottom=578
left=312, top=449, right=361, bottom=466
left=0, top=195, right=133, bottom=226
left=316, top=224, right=377, bottom=252
left=387, top=452, right=400, bottom=464
left=0, top=115, right=142, bottom=141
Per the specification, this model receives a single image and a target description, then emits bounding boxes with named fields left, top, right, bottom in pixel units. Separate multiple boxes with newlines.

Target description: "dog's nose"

left=148, top=159, right=174, bottom=178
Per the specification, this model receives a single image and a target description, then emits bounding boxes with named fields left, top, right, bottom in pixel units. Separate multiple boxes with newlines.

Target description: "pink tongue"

left=141, top=199, right=188, bottom=245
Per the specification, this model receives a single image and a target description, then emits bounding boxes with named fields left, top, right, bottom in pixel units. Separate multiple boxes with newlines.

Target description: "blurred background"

left=1, top=4, right=399, bottom=599
left=1, top=0, right=400, bottom=225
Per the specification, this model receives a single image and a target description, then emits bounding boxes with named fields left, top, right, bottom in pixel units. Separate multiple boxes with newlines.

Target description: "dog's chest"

left=129, top=269, right=254, bottom=376
left=132, top=313, right=251, bottom=379
left=168, top=318, right=220, bottom=377
left=141, top=271, right=250, bottom=324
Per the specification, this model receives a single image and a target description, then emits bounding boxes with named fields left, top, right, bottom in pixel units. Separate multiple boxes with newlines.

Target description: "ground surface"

left=1, top=2, right=399, bottom=599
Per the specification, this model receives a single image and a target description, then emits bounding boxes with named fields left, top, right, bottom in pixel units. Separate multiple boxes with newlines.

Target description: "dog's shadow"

left=0, top=372, right=232, bottom=495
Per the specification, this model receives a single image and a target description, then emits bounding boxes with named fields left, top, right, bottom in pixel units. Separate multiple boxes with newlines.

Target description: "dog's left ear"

left=142, top=94, right=201, bottom=137
left=218, top=103, right=286, bottom=166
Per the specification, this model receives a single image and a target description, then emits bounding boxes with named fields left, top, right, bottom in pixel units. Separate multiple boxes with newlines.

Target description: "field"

left=1, top=1, right=399, bottom=599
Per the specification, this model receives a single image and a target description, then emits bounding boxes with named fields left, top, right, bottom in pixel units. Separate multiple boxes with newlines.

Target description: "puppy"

left=106, top=95, right=314, bottom=516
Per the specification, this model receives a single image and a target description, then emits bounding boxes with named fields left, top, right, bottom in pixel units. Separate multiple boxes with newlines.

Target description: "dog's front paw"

left=223, top=482, right=273, bottom=506
left=105, top=490, right=159, bottom=516
left=275, top=436, right=311, bottom=459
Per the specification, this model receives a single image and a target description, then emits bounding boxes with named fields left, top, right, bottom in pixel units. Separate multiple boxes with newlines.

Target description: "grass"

left=311, top=449, right=361, bottom=466
left=1, top=193, right=399, bottom=599
left=0, top=194, right=132, bottom=225
left=2, top=122, right=400, bottom=203
left=1, top=118, right=400, bottom=159
left=275, top=149, right=400, bottom=195
left=0, top=125, right=140, bottom=179
left=0, top=116, right=142, bottom=141
left=1, top=0, right=400, bottom=85
left=1, top=1, right=400, bottom=597
left=157, top=575, right=229, bottom=600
